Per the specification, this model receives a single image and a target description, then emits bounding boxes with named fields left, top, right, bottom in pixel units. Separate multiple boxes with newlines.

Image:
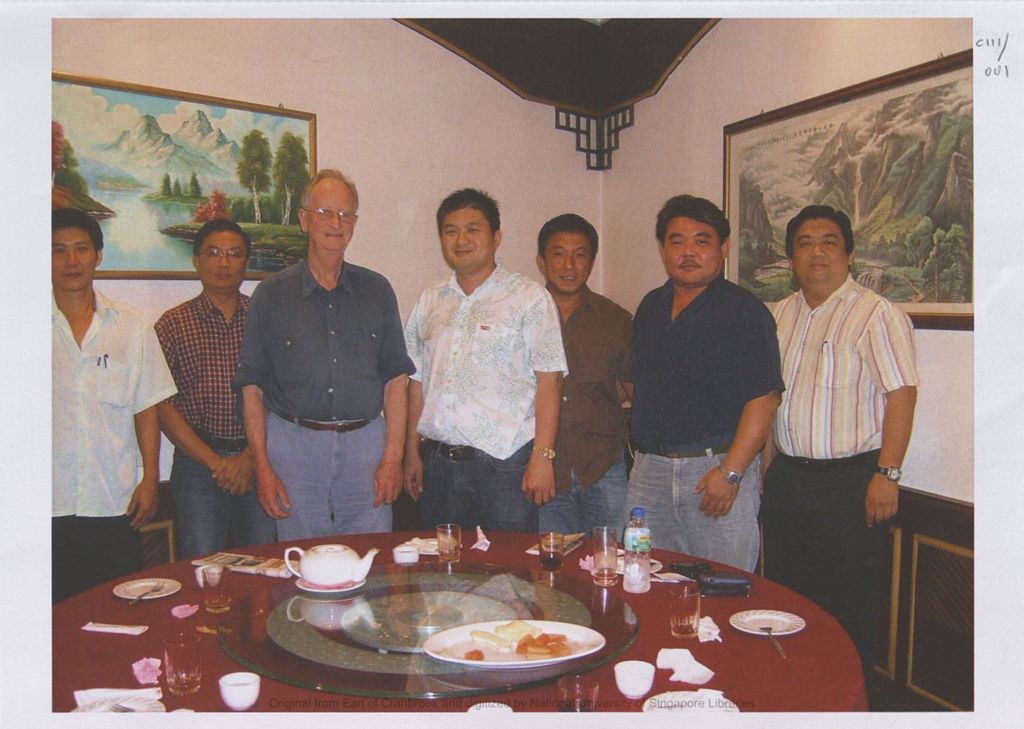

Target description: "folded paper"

left=81, top=622, right=148, bottom=636
left=656, top=648, right=715, bottom=685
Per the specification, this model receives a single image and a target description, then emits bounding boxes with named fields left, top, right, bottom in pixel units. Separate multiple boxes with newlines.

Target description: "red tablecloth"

left=53, top=531, right=866, bottom=712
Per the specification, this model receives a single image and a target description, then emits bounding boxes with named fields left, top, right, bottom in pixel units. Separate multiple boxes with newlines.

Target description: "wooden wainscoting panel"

left=906, top=534, right=974, bottom=710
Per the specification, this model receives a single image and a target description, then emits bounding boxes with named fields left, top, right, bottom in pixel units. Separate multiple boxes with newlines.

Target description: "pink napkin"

left=132, top=657, right=162, bottom=685
left=171, top=604, right=199, bottom=619
left=472, top=526, right=491, bottom=551
left=579, top=554, right=595, bottom=571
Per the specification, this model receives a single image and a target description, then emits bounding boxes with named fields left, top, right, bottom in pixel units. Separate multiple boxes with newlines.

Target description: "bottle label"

left=623, top=527, right=651, bottom=553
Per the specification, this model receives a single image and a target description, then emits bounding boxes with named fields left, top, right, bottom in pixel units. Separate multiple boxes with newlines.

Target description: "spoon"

left=760, top=626, right=787, bottom=659
left=128, top=583, right=162, bottom=605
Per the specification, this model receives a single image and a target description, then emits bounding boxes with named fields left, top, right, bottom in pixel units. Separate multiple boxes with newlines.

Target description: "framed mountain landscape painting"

left=52, top=73, right=317, bottom=279
left=724, top=51, right=972, bottom=329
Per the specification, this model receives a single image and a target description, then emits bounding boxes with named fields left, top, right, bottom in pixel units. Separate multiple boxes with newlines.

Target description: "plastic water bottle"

left=622, top=507, right=651, bottom=593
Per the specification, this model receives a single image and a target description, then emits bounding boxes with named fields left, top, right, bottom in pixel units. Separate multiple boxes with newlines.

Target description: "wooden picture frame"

left=723, top=51, right=973, bottom=330
left=52, top=72, right=317, bottom=279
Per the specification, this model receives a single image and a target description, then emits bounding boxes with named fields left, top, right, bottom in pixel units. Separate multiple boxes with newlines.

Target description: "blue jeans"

left=539, top=455, right=628, bottom=537
left=419, top=441, right=538, bottom=532
left=266, top=413, right=392, bottom=540
left=626, top=451, right=761, bottom=571
left=169, top=448, right=277, bottom=559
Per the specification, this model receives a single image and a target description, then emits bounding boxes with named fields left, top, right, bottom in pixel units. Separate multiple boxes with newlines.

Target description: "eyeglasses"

left=303, top=207, right=359, bottom=224
left=200, top=247, right=247, bottom=260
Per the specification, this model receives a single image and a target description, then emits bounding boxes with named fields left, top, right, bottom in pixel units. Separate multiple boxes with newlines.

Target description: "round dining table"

left=52, top=531, right=866, bottom=712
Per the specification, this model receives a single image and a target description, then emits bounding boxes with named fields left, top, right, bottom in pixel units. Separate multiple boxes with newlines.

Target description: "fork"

left=128, top=584, right=161, bottom=605
left=109, top=703, right=135, bottom=712
left=760, top=626, right=788, bottom=659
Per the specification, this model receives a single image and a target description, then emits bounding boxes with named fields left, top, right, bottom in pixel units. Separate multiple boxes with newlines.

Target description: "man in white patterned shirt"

left=403, top=189, right=567, bottom=531
left=762, top=205, right=918, bottom=695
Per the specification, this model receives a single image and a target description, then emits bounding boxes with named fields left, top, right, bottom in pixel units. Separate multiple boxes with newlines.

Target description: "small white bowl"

left=393, top=544, right=420, bottom=564
left=219, top=671, right=260, bottom=711
left=614, top=660, right=656, bottom=699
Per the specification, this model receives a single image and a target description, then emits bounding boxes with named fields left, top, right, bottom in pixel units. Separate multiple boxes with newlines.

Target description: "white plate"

left=729, top=609, right=806, bottom=636
left=73, top=697, right=166, bottom=713
left=404, top=538, right=439, bottom=556
left=423, top=620, right=605, bottom=668
left=112, top=578, right=182, bottom=601
left=616, top=551, right=663, bottom=575
left=296, top=577, right=366, bottom=595
left=643, top=690, right=739, bottom=713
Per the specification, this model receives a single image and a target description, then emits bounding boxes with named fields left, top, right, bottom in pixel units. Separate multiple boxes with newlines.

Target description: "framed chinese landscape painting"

left=52, top=72, right=317, bottom=279
left=724, top=51, right=973, bottom=330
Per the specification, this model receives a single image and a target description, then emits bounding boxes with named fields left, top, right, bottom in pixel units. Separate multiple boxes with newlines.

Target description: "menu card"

left=191, top=552, right=291, bottom=578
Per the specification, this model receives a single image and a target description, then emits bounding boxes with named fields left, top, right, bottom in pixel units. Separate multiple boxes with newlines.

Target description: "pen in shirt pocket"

left=96, top=353, right=109, bottom=368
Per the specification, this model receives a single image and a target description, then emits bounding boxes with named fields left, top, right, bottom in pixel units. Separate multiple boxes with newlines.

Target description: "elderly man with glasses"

left=234, top=169, right=414, bottom=540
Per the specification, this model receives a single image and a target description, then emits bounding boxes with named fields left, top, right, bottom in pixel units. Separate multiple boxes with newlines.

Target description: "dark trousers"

left=419, top=441, right=538, bottom=532
left=761, top=451, right=886, bottom=693
left=52, top=514, right=142, bottom=604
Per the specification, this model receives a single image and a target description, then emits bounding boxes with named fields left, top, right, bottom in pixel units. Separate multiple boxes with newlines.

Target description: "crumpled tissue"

left=171, top=604, right=199, bottom=619
left=472, top=526, right=491, bottom=551
left=656, top=648, right=715, bottom=685
left=131, top=657, right=162, bottom=685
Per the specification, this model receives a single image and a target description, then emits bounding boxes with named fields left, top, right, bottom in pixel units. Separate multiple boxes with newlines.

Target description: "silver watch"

left=876, top=465, right=902, bottom=482
left=720, top=467, right=742, bottom=486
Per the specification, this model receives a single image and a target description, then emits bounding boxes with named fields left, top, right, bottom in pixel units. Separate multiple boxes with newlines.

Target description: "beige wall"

left=53, top=17, right=973, bottom=501
left=602, top=18, right=974, bottom=502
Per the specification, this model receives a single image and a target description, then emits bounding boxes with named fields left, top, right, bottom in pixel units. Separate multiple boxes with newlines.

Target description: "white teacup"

left=219, top=671, right=261, bottom=711
left=614, top=660, right=655, bottom=699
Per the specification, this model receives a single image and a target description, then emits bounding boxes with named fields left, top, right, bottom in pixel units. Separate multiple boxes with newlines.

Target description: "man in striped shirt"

left=762, top=205, right=918, bottom=695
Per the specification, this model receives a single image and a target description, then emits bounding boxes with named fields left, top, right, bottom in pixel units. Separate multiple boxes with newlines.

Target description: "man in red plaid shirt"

left=155, top=219, right=276, bottom=558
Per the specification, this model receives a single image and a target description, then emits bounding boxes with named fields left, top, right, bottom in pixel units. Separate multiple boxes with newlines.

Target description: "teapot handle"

left=285, top=596, right=304, bottom=623
left=284, top=547, right=304, bottom=579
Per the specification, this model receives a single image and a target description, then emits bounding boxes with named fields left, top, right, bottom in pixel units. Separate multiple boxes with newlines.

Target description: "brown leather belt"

left=275, top=411, right=370, bottom=433
left=195, top=428, right=248, bottom=453
left=423, top=440, right=485, bottom=461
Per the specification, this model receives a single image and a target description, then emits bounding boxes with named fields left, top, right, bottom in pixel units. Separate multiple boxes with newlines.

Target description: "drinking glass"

left=196, top=564, right=232, bottom=613
left=556, top=673, right=599, bottom=711
left=591, top=526, right=618, bottom=586
left=538, top=532, right=564, bottom=571
left=436, top=523, right=462, bottom=563
left=163, top=632, right=202, bottom=696
left=669, top=582, right=701, bottom=638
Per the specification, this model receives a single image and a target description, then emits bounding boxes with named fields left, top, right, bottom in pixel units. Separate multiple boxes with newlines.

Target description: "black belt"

left=195, top=429, right=248, bottom=453
left=274, top=411, right=370, bottom=433
left=423, top=440, right=486, bottom=462
left=635, top=439, right=732, bottom=459
left=775, top=450, right=878, bottom=470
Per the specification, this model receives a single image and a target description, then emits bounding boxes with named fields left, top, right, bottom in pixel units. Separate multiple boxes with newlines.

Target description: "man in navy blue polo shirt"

left=627, top=195, right=783, bottom=571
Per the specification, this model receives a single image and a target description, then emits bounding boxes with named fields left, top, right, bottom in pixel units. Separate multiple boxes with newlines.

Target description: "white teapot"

left=284, top=544, right=380, bottom=587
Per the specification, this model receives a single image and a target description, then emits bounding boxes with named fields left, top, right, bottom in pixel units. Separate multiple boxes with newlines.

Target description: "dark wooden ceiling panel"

left=400, top=18, right=717, bottom=115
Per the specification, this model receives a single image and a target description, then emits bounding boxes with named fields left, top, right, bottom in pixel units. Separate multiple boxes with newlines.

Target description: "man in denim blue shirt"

left=235, top=170, right=414, bottom=541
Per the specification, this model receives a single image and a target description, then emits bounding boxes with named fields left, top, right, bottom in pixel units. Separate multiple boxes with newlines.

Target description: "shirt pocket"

left=353, top=324, right=383, bottom=369
left=94, top=360, right=133, bottom=409
left=815, top=341, right=858, bottom=391
left=269, top=335, right=310, bottom=387
left=470, top=323, right=519, bottom=368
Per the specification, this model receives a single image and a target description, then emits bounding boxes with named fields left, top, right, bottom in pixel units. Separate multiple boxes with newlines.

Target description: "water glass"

left=163, top=632, right=202, bottom=696
left=669, top=582, right=701, bottom=638
left=436, top=523, right=462, bottom=562
left=591, top=526, right=618, bottom=586
left=556, top=673, right=600, bottom=711
left=195, top=564, right=232, bottom=613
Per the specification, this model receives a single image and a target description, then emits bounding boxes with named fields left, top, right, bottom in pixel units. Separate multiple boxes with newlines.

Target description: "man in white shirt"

left=763, top=204, right=918, bottom=694
left=403, top=189, right=567, bottom=531
left=52, top=208, right=176, bottom=602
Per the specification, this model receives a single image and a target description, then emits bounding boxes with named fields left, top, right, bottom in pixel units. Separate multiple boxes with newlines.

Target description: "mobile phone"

left=668, top=561, right=712, bottom=579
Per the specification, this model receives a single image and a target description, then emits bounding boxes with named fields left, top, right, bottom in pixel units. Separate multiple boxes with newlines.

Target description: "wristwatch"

left=533, top=445, right=556, bottom=460
left=719, top=466, right=743, bottom=486
left=876, top=465, right=902, bottom=482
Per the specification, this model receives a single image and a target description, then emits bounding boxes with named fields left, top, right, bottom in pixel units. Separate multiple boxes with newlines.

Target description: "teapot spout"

left=355, top=548, right=380, bottom=581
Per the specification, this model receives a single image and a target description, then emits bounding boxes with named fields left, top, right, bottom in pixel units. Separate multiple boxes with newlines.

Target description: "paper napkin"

left=73, top=687, right=163, bottom=708
left=171, top=604, right=199, bottom=619
left=656, top=648, right=715, bottom=684
left=81, top=622, right=148, bottom=636
left=698, top=616, right=722, bottom=643
left=131, top=657, right=162, bottom=685
left=472, top=526, right=491, bottom=551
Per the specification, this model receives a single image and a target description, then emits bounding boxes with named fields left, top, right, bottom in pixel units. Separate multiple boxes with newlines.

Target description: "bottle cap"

left=630, top=507, right=645, bottom=518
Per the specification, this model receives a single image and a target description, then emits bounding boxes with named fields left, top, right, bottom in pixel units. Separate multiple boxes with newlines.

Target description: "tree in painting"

left=237, top=130, right=271, bottom=224
left=272, top=132, right=309, bottom=225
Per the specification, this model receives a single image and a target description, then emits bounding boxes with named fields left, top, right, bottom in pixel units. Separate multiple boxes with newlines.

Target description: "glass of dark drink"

left=538, top=532, right=564, bottom=571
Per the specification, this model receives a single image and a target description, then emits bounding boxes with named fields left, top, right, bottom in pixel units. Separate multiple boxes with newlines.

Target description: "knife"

left=760, top=626, right=787, bottom=659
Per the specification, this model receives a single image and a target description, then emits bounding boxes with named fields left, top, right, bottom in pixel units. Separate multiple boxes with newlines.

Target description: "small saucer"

left=295, top=577, right=367, bottom=596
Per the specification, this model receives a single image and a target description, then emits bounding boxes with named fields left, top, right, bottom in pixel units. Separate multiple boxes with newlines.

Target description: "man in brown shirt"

left=535, top=214, right=632, bottom=536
